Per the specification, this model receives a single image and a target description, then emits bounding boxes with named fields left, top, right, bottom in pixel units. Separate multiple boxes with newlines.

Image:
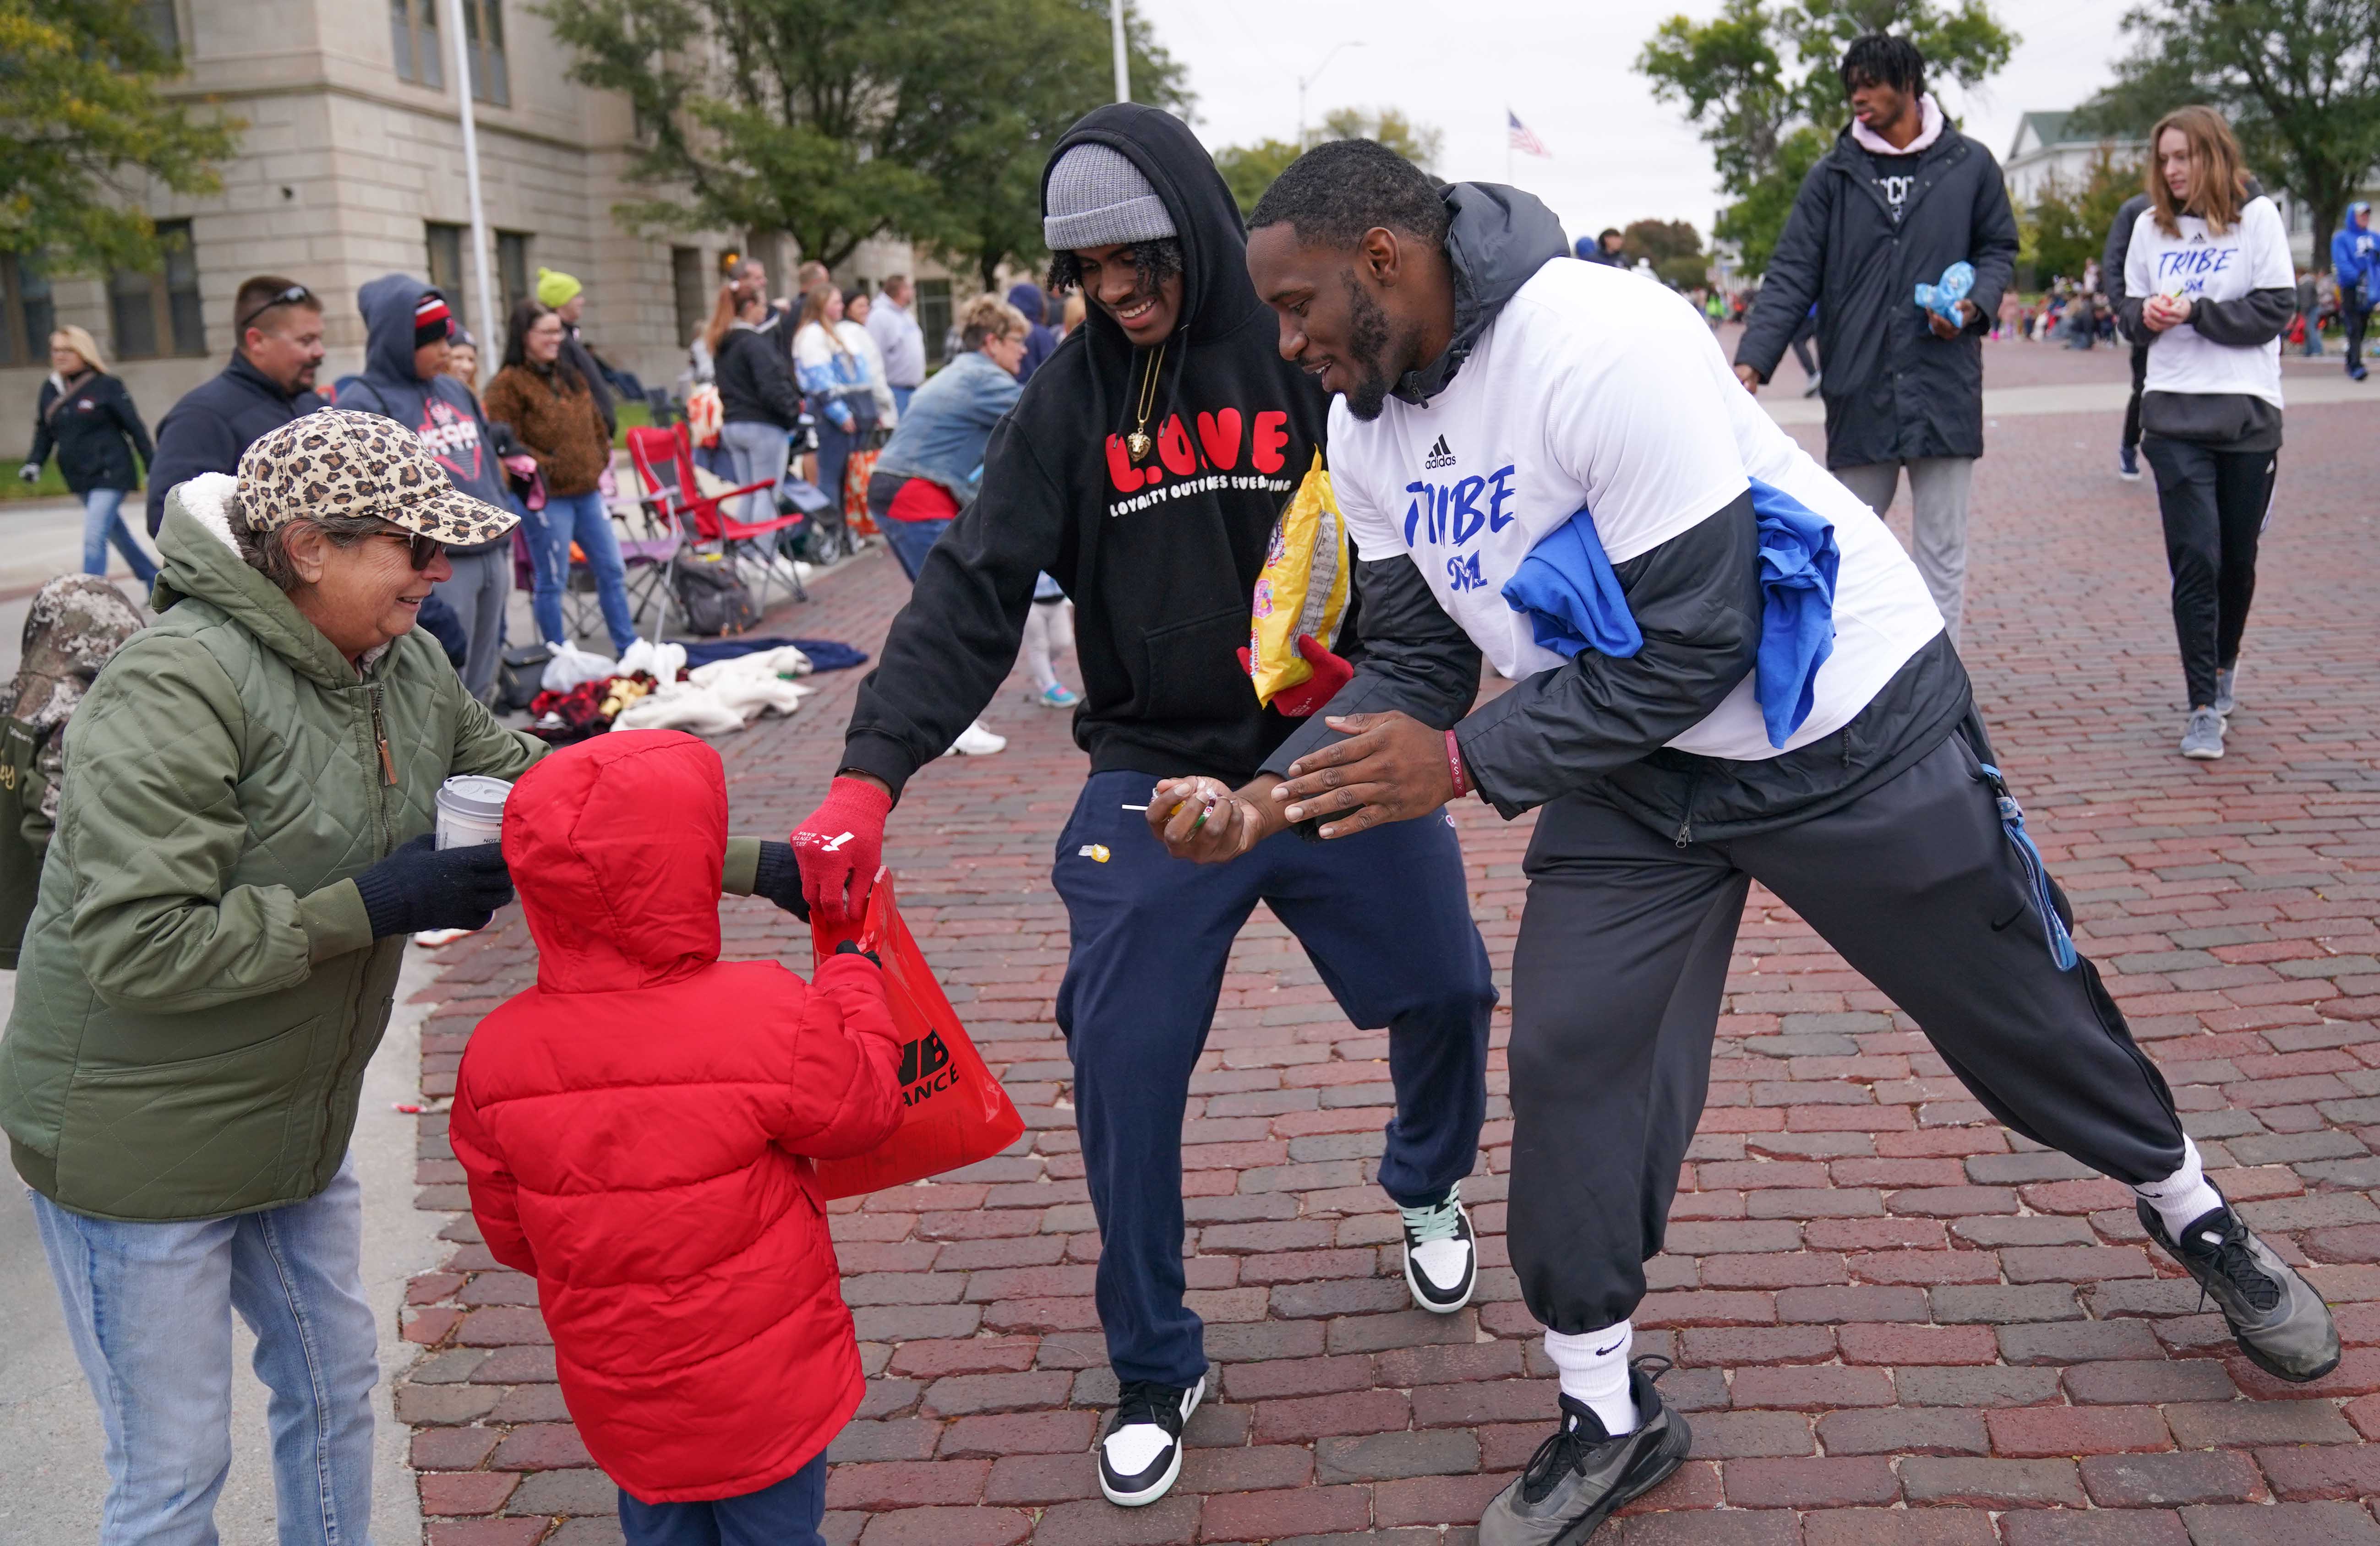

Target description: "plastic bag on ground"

left=617, top=638, right=688, bottom=682
left=809, top=873, right=1025, bottom=1199
left=540, top=641, right=617, bottom=692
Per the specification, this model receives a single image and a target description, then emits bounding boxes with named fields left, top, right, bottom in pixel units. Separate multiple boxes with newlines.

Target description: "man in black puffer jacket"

left=143, top=276, right=327, bottom=533
left=1735, top=35, right=2018, bottom=642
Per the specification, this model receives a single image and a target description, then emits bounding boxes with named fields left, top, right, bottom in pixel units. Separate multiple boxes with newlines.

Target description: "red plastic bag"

left=810, top=872, right=1024, bottom=1199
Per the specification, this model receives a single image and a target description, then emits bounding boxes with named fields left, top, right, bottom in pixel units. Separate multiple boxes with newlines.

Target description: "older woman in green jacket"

left=0, top=408, right=539, bottom=1546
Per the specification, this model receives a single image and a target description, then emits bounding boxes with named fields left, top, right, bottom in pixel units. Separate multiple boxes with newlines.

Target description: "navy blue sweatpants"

left=617, top=1452, right=825, bottom=1546
left=1054, top=769, right=1497, bottom=1388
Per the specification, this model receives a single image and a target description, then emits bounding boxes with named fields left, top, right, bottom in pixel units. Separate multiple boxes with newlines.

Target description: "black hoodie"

left=840, top=104, right=1335, bottom=797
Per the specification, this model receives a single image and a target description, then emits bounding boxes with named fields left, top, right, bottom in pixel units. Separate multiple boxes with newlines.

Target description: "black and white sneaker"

left=1399, top=1182, right=1477, bottom=1312
left=2139, top=1196, right=2340, bottom=1383
left=1097, top=1375, right=1203, bottom=1507
left=1478, top=1359, right=1691, bottom=1546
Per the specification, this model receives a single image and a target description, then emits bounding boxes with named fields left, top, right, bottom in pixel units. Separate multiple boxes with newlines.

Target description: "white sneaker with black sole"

left=1098, top=1376, right=1203, bottom=1507
left=1399, top=1182, right=1477, bottom=1312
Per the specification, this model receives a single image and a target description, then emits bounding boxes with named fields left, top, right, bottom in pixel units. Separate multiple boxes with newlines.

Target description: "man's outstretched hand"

left=1928, top=299, right=1980, bottom=340
left=1145, top=775, right=1285, bottom=864
left=1274, top=710, right=1457, bottom=838
left=791, top=774, right=893, bottom=924
left=1733, top=363, right=1763, bottom=395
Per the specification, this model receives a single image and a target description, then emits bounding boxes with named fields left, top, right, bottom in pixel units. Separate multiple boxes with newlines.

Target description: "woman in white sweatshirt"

left=2120, top=105, right=2294, bottom=762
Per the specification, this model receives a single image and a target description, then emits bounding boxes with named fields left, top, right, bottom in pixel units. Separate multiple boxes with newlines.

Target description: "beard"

left=1338, top=271, right=1397, bottom=422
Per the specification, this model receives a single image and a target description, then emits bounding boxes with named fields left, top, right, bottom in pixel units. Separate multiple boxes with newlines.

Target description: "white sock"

left=1544, top=1323, right=1638, bottom=1436
left=2134, top=1136, right=2224, bottom=1239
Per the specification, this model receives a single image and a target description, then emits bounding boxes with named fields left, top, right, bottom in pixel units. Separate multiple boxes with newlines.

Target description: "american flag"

left=1507, top=109, right=1549, bottom=158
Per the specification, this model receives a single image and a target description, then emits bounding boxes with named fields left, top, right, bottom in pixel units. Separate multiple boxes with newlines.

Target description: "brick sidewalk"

left=396, top=402, right=2380, bottom=1546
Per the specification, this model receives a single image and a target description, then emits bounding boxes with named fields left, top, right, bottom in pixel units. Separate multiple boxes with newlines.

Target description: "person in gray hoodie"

left=333, top=278, right=517, bottom=701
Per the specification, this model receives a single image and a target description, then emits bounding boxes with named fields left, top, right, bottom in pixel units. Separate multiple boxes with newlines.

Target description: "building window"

left=0, top=255, right=55, bottom=368
left=425, top=221, right=469, bottom=332
left=497, top=232, right=531, bottom=316
left=141, top=0, right=180, bottom=56
left=672, top=247, right=709, bottom=348
left=391, top=0, right=443, bottom=89
left=462, top=0, right=509, bottom=106
left=109, top=220, right=204, bottom=360
left=917, top=278, right=953, bottom=367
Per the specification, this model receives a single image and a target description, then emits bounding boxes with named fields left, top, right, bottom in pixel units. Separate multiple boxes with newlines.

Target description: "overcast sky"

left=1137, top=0, right=2136, bottom=240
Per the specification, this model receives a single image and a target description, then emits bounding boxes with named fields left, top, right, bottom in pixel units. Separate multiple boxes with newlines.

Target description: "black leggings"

left=2140, top=435, right=2276, bottom=709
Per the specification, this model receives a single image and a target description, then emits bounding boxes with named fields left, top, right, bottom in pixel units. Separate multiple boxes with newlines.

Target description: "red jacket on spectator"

left=451, top=729, right=902, bottom=1503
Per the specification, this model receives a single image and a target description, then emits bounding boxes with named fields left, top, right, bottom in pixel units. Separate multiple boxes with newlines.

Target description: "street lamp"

left=1296, top=41, right=1365, bottom=149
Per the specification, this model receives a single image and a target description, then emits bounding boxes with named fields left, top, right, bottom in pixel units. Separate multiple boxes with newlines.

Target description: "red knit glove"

left=791, top=776, right=893, bottom=925
left=1266, top=635, right=1354, bottom=718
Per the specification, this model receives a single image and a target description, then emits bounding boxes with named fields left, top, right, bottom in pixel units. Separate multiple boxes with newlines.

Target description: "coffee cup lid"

left=437, top=775, right=513, bottom=821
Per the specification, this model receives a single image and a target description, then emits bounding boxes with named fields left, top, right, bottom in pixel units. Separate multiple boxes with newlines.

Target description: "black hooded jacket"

left=1736, top=120, right=2019, bottom=468
left=28, top=371, right=153, bottom=496
left=840, top=104, right=1335, bottom=797
left=1266, top=181, right=1972, bottom=843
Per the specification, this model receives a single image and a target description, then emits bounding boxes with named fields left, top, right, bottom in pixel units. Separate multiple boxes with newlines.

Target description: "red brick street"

left=393, top=347, right=2380, bottom=1546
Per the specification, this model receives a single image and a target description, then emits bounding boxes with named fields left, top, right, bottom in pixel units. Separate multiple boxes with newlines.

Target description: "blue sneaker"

left=1030, top=684, right=1081, bottom=709
left=2118, top=445, right=2140, bottom=481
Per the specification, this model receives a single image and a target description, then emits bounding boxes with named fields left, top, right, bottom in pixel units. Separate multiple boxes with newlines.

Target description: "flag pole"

left=1506, top=108, right=1512, bottom=185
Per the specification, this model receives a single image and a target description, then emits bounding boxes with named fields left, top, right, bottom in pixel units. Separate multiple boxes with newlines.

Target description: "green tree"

left=1638, top=0, right=2017, bottom=274
left=1213, top=108, right=1447, bottom=218
left=0, top=0, right=240, bottom=272
left=2023, top=148, right=2141, bottom=287
left=1622, top=218, right=1710, bottom=287
left=537, top=0, right=1183, bottom=281
left=2073, top=0, right=2380, bottom=262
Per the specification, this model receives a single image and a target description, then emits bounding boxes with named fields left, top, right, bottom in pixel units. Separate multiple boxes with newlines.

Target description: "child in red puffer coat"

left=450, top=729, right=903, bottom=1546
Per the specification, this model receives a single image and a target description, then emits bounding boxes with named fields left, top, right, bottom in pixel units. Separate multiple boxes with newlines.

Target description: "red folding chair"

left=626, top=424, right=808, bottom=611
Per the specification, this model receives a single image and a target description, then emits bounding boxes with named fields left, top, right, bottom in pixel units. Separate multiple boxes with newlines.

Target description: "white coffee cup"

left=435, top=775, right=513, bottom=849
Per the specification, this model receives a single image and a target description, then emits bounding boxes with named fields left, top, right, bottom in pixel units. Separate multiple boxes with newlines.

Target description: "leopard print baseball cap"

left=234, top=408, right=520, bottom=545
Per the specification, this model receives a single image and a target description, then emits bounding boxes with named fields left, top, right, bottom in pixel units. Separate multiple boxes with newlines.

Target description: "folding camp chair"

left=626, top=424, right=808, bottom=611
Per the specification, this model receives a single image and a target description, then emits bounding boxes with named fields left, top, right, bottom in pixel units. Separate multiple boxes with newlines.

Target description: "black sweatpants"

left=1506, top=732, right=2187, bottom=1335
left=2140, top=436, right=2277, bottom=710
left=1054, top=772, right=1496, bottom=1386
left=2122, top=343, right=2148, bottom=452
left=2346, top=300, right=2370, bottom=374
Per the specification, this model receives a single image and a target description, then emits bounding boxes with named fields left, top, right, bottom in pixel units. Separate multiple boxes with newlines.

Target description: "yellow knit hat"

left=535, top=267, right=583, bottom=308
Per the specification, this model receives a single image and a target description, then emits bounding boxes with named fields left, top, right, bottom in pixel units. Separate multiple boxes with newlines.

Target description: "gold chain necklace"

left=1126, top=343, right=1166, bottom=462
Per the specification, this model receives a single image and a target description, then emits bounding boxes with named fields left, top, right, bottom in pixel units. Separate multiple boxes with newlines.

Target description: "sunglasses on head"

left=236, top=285, right=317, bottom=335
left=380, top=529, right=446, bottom=570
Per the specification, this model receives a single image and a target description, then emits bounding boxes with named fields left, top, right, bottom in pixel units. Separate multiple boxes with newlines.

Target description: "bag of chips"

left=1246, top=452, right=1352, bottom=711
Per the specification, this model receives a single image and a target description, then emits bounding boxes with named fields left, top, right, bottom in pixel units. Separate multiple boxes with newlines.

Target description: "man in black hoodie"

left=787, top=105, right=1495, bottom=1510
left=1234, top=138, right=2339, bottom=1544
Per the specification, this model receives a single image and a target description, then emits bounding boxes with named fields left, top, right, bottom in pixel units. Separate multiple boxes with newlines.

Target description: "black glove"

left=752, top=839, right=810, bottom=922
left=352, top=833, right=515, bottom=938
left=833, top=939, right=881, bottom=967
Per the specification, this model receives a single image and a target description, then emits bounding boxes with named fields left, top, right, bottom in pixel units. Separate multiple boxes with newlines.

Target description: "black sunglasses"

left=380, top=529, right=446, bottom=570
left=236, top=285, right=317, bottom=335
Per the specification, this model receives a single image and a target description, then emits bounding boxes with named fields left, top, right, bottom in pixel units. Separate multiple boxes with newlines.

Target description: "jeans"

left=31, top=1155, right=378, bottom=1546
left=2141, top=435, right=2277, bottom=709
left=618, top=1453, right=826, bottom=1546
left=525, top=488, right=637, bottom=653
left=719, top=419, right=792, bottom=526
left=1834, top=457, right=1977, bottom=642
left=1053, top=772, right=1495, bottom=1385
left=431, top=545, right=510, bottom=703
left=810, top=419, right=859, bottom=551
left=82, top=487, right=158, bottom=584
left=890, top=385, right=916, bottom=417
left=880, top=517, right=951, bottom=582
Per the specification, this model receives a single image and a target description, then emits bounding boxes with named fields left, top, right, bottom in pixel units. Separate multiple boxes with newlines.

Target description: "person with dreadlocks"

left=787, top=103, right=1496, bottom=1510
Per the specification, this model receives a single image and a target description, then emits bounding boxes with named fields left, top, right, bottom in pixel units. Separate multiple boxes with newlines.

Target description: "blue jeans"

left=880, top=516, right=951, bottom=582
left=1053, top=772, right=1496, bottom=1386
left=31, top=1155, right=377, bottom=1546
left=719, top=419, right=792, bottom=526
left=618, top=1453, right=826, bottom=1546
left=525, top=488, right=637, bottom=652
left=83, top=487, right=157, bottom=583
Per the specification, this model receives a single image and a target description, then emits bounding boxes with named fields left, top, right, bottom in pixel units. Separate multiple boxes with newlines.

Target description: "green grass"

left=2, top=462, right=77, bottom=501
left=612, top=397, right=652, bottom=450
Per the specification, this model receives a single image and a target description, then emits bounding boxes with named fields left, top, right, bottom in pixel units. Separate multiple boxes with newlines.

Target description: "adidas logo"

left=1423, top=434, right=1457, bottom=470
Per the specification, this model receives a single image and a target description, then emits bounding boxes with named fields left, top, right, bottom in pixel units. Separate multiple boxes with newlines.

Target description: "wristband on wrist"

left=1445, top=729, right=1470, bottom=800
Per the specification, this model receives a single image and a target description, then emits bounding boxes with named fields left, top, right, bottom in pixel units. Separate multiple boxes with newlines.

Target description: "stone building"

left=0, top=0, right=964, bottom=440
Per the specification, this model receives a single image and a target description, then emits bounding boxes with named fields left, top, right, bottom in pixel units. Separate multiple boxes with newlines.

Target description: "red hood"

left=505, top=730, right=725, bottom=992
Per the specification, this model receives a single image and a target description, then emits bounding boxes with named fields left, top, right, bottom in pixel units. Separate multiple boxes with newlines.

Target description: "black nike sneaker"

left=1097, top=1375, right=1204, bottom=1507
left=1477, top=1359, right=1691, bottom=1545
left=2139, top=1196, right=2340, bottom=1383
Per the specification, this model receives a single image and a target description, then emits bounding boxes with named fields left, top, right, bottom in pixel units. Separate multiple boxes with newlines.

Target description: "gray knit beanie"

left=1043, top=143, right=1177, bottom=251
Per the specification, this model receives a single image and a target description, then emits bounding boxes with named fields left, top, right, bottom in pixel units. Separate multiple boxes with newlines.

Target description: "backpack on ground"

left=670, top=550, right=763, bottom=637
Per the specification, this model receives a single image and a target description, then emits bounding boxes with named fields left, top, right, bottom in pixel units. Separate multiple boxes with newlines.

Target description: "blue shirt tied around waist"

left=1499, top=478, right=1840, bottom=750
